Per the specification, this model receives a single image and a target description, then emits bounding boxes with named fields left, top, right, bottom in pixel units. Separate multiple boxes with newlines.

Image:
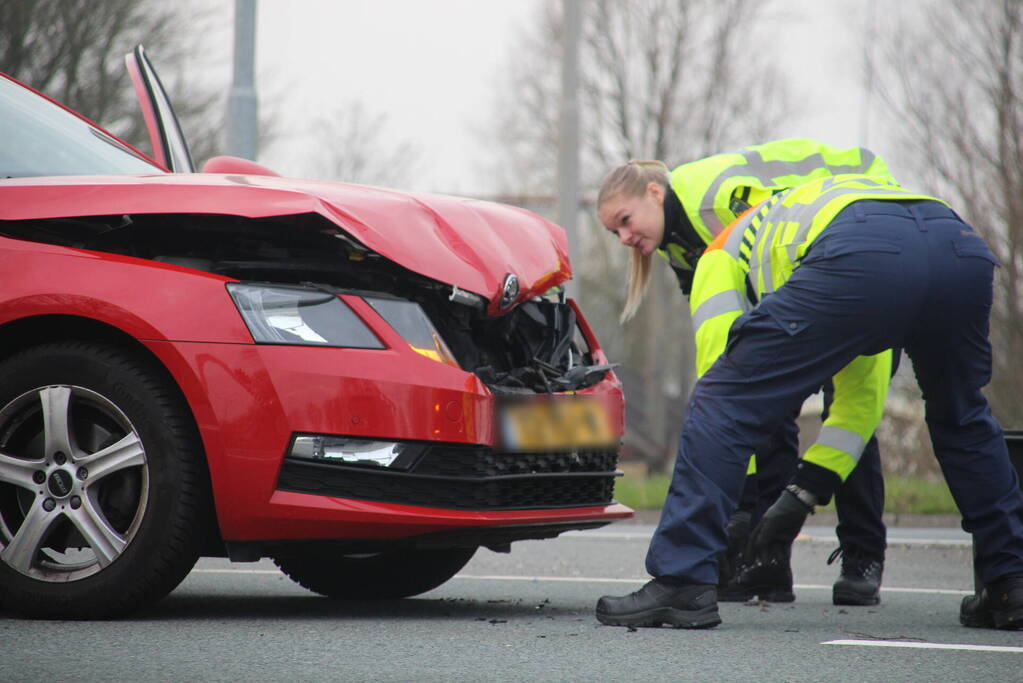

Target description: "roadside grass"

left=613, top=470, right=959, bottom=514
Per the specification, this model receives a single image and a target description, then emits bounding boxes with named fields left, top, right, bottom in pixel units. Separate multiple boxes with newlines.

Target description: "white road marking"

left=876, top=586, right=972, bottom=595
left=189, top=568, right=970, bottom=594
left=796, top=534, right=972, bottom=547
left=564, top=529, right=972, bottom=547
left=447, top=576, right=970, bottom=595
left=823, top=639, right=1023, bottom=653
left=562, top=531, right=653, bottom=541
left=194, top=568, right=281, bottom=575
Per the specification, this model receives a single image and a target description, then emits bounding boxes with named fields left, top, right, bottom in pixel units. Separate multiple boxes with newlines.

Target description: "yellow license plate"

left=499, top=397, right=616, bottom=452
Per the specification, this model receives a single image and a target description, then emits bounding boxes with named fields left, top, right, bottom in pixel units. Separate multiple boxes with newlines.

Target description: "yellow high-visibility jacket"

left=659, top=138, right=895, bottom=293
left=659, top=139, right=895, bottom=475
left=689, top=175, right=942, bottom=480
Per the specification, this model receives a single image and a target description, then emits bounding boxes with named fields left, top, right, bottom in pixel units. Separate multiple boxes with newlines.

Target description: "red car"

left=0, top=48, right=630, bottom=619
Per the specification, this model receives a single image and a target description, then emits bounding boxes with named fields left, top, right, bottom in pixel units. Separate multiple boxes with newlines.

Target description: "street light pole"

left=227, top=0, right=259, bottom=160
left=558, top=0, right=581, bottom=295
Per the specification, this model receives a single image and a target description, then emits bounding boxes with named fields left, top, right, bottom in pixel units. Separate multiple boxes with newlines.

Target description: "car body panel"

left=124, top=48, right=169, bottom=170
left=0, top=173, right=571, bottom=309
left=124, top=45, right=193, bottom=172
left=261, top=491, right=633, bottom=541
left=0, top=238, right=251, bottom=343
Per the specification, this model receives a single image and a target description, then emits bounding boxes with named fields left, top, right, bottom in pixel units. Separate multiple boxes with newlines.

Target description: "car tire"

left=0, top=342, right=209, bottom=619
left=273, top=546, right=477, bottom=600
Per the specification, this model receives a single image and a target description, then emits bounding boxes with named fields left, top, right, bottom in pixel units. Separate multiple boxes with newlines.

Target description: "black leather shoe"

left=829, top=548, right=883, bottom=606
left=595, top=579, right=721, bottom=629
left=960, top=576, right=1023, bottom=629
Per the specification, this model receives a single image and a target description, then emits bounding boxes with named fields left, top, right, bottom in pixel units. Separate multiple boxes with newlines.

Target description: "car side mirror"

left=201, top=155, right=280, bottom=176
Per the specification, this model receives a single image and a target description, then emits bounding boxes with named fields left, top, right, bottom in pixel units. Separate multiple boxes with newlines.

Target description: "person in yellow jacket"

left=626, top=140, right=894, bottom=606
left=593, top=148, right=1023, bottom=630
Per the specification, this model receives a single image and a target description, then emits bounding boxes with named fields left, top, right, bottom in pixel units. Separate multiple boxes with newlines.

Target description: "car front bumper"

left=145, top=339, right=631, bottom=543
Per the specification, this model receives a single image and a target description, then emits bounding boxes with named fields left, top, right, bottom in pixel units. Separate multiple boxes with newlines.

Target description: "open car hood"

left=0, top=173, right=571, bottom=310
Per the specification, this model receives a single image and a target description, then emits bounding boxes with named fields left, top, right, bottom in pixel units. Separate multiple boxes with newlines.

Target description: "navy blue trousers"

left=647, top=200, right=1023, bottom=585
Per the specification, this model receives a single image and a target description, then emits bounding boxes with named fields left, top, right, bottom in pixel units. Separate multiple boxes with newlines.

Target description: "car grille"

left=276, top=446, right=620, bottom=510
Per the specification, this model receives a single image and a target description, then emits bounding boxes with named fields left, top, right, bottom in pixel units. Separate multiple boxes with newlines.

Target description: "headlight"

left=227, top=283, right=384, bottom=348
left=364, top=295, right=460, bottom=368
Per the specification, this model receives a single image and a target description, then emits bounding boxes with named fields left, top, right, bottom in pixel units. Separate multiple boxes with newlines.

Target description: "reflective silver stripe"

left=699, top=149, right=878, bottom=236
left=816, top=426, right=867, bottom=461
left=748, top=218, right=782, bottom=295
left=737, top=194, right=787, bottom=297
left=724, top=193, right=783, bottom=261
left=724, top=212, right=755, bottom=258
left=692, top=290, right=749, bottom=333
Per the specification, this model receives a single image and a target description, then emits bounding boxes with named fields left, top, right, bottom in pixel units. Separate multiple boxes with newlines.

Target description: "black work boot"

left=717, top=509, right=755, bottom=602
left=595, top=579, right=721, bottom=629
left=829, top=547, right=883, bottom=606
left=960, top=576, right=1023, bottom=629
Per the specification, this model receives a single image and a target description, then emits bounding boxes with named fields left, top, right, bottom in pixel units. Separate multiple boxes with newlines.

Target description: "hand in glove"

left=748, top=485, right=815, bottom=553
left=717, top=509, right=752, bottom=585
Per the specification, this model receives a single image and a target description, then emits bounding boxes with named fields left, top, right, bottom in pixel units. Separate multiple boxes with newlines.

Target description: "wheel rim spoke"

left=1, top=500, right=57, bottom=574
left=0, top=451, right=40, bottom=489
left=75, top=432, right=144, bottom=480
left=40, top=386, right=76, bottom=459
left=0, top=378, right=154, bottom=588
left=68, top=496, right=127, bottom=567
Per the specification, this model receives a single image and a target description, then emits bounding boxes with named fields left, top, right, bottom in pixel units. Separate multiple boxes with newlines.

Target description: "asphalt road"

left=2, top=521, right=1019, bottom=682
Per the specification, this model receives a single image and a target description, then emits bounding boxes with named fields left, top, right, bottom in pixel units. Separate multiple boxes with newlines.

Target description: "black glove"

left=748, top=486, right=815, bottom=553
left=717, top=509, right=752, bottom=585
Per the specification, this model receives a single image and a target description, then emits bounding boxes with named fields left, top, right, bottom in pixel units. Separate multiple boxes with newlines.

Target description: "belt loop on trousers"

left=909, top=203, right=928, bottom=232
left=852, top=202, right=866, bottom=223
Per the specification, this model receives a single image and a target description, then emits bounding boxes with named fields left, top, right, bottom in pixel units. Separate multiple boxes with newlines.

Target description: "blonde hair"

left=597, top=160, right=670, bottom=323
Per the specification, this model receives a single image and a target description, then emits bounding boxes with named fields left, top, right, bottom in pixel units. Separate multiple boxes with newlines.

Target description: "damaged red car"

left=0, top=48, right=630, bottom=619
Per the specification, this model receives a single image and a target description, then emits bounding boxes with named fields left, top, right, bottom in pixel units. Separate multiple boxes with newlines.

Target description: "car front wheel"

left=274, top=546, right=477, bottom=600
left=0, top=342, right=209, bottom=619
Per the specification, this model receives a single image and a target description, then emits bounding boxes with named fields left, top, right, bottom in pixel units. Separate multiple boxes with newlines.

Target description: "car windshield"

left=0, top=75, right=163, bottom=178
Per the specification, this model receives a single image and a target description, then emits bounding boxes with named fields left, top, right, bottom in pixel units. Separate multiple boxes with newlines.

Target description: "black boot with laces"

left=829, top=547, right=883, bottom=606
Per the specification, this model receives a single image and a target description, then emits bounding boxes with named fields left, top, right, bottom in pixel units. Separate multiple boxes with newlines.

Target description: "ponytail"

left=620, top=249, right=653, bottom=323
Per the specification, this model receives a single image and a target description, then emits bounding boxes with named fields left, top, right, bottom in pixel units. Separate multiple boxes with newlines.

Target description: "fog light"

left=289, top=435, right=423, bottom=469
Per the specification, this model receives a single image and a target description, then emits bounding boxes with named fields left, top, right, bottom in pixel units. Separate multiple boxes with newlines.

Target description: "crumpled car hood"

left=0, top=173, right=572, bottom=308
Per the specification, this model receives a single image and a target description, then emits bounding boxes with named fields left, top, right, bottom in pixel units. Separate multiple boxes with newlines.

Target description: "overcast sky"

left=212, top=1, right=889, bottom=195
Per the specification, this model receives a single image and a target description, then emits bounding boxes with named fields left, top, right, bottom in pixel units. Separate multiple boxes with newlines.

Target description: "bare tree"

left=304, top=103, right=422, bottom=188
left=484, top=0, right=788, bottom=468
left=0, top=0, right=226, bottom=165
left=873, top=0, right=1023, bottom=431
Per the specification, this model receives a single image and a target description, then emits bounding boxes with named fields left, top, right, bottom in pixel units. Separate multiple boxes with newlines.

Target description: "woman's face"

left=598, top=182, right=666, bottom=256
